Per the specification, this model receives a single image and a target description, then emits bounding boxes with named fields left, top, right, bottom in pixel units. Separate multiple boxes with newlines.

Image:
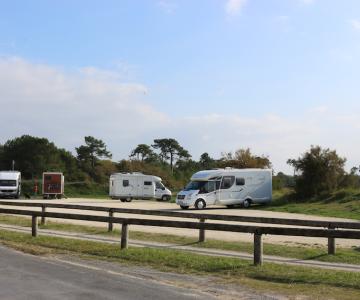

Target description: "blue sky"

left=1, top=0, right=360, bottom=173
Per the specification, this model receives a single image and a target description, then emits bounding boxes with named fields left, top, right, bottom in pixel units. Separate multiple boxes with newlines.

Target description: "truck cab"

left=0, top=171, right=21, bottom=199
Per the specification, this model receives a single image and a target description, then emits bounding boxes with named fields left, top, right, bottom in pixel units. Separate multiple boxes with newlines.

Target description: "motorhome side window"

left=144, top=181, right=152, bottom=186
left=236, top=177, right=245, bottom=186
left=221, top=176, right=235, bottom=189
left=123, top=180, right=129, bottom=187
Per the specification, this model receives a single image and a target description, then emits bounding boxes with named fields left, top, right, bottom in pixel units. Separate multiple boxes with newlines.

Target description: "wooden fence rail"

left=0, top=207, right=360, bottom=266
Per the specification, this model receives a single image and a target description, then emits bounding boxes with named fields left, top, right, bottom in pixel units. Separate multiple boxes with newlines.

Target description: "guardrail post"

left=121, top=222, right=129, bottom=249
left=108, top=209, right=114, bottom=232
left=32, top=215, right=38, bottom=237
left=328, top=224, right=336, bottom=255
left=254, top=232, right=263, bottom=266
left=41, top=205, right=46, bottom=225
left=199, top=218, right=206, bottom=242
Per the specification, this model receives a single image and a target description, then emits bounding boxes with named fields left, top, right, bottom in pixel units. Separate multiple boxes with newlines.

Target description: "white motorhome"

left=0, top=171, right=21, bottom=199
left=109, top=172, right=172, bottom=202
left=176, top=168, right=272, bottom=210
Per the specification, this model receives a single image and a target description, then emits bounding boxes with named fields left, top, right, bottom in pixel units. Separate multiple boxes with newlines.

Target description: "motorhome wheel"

left=180, top=205, right=189, bottom=209
left=243, top=199, right=251, bottom=208
left=195, top=199, right=206, bottom=210
left=161, top=195, right=169, bottom=201
left=125, top=197, right=132, bottom=202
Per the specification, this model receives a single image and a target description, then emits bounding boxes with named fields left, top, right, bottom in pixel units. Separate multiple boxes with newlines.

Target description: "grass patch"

left=259, top=188, right=360, bottom=220
left=0, top=229, right=359, bottom=299
left=1, top=214, right=360, bottom=265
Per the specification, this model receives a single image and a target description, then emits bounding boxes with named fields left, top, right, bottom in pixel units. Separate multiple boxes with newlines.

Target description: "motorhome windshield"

left=184, top=181, right=217, bottom=193
left=0, top=180, right=16, bottom=186
left=155, top=181, right=165, bottom=189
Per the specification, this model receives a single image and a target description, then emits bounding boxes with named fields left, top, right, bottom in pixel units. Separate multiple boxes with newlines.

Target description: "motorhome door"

left=143, top=180, right=155, bottom=198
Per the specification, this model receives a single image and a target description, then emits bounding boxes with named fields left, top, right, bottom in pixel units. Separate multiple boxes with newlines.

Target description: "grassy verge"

left=0, top=229, right=359, bottom=300
left=1, top=214, right=360, bottom=265
left=259, top=188, right=360, bottom=220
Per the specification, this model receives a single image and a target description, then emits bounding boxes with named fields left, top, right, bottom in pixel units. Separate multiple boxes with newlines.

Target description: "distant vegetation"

left=0, top=135, right=359, bottom=200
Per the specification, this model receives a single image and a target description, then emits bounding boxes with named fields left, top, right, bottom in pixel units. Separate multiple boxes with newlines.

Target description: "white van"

left=0, top=171, right=21, bottom=199
left=176, top=168, right=272, bottom=209
left=109, top=172, right=172, bottom=202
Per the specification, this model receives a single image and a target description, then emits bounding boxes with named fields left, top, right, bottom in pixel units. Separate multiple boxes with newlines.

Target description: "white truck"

left=109, top=172, right=172, bottom=202
left=0, top=171, right=21, bottom=199
left=176, top=168, right=272, bottom=210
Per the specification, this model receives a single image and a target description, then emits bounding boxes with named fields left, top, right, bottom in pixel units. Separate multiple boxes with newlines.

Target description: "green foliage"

left=272, top=172, right=295, bottom=190
left=220, top=148, right=271, bottom=169
left=0, top=135, right=68, bottom=178
left=130, top=144, right=154, bottom=161
left=152, top=138, right=191, bottom=172
left=288, top=146, right=346, bottom=197
left=76, top=136, right=112, bottom=178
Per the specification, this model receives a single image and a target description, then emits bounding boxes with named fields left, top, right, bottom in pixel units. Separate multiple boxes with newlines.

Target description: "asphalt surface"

left=0, top=245, right=213, bottom=300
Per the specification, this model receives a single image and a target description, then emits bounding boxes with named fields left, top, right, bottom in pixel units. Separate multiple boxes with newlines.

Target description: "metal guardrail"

left=0, top=202, right=360, bottom=266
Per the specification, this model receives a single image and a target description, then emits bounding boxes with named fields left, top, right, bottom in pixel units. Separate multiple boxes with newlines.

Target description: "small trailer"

left=0, top=171, right=21, bottom=199
left=109, top=172, right=172, bottom=202
left=42, top=172, right=64, bottom=199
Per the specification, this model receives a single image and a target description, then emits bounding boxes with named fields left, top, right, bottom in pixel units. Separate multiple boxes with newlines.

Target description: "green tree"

left=0, top=135, right=65, bottom=178
left=76, top=136, right=112, bottom=175
left=287, top=145, right=346, bottom=197
left=220, top=148, right=271, bottom=169
left=152, top=138, right=191, bottom=172
left=199, top=152, right=216, bottom=169
left=130, top=144, right=154, bottom=161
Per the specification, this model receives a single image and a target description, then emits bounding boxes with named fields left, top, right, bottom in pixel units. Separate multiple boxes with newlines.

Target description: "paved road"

left=0, top=245, right=213, bottom=300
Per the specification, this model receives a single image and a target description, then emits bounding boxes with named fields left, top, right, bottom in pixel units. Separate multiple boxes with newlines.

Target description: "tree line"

left=0, top=135, right=359, bottom=197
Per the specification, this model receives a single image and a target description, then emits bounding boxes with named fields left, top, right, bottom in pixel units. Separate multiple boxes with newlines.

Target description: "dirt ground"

left=2, top=198, right=360, bottom=248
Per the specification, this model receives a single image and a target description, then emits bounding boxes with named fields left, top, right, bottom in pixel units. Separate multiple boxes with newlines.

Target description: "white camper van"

left=0, top=171, right=21, bottom=199
left=176, top=168, right=272, bottom=210
left=109, top=172, right=172, bottom=202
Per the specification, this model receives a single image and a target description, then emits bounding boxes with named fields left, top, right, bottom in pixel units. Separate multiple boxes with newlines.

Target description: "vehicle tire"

left=195, top=199, right=206, bottom=210
left=243, top=199, right=251, bottom=208
left=125, top=197, right=132, bottom=202
left=161, top=195, right=170, bottom=201
left=180, top=205, right=189, bottom=209
left=226, top=204, right=235, bottom=209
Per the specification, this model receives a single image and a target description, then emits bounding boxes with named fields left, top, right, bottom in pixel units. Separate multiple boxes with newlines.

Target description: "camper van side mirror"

left=162, top=187, right=165, bottom=190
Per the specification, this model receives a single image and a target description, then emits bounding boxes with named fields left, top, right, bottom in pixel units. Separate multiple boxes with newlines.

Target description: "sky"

left=0, top=0, right=360, bottom=174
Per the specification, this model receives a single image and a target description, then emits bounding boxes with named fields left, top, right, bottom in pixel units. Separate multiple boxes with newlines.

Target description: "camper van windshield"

left=155, top=182, right=165, bottom=189
left=0, top=180, right=16, bottom=186
left=184, top=181, right=217, bottom=193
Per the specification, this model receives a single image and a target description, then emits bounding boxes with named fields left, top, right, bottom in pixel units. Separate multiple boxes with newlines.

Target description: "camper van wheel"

left=195, top=199, right=206, bottom=210
left=125, top=197, right=132, bottom=202
left=161, top=195, right=169, bottom=201
left=180, top=205, right=189, bottom=210
left=243, top=199, right=251, bottom=208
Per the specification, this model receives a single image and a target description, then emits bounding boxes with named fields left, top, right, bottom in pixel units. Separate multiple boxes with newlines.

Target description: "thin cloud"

left=157, top=1, right=177, bottom=14
left=349, top=19, right=360, bottom=31
left=225, top=0, right=248, bottom=17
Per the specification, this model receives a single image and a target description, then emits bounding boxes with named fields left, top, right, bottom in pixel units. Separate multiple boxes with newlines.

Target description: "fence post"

left=32, top=215, right=38, bottom=237
left=121, top=222, right=129, bottom=249
left=41, top=205, right=46, bottom=225
left=108, top=209, right=114, bottom=232
left=328, top=224, right=336, bottom=255
left=199, top=218, right=206, bottom=242
left=254, top=232, right=263, bottom=266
